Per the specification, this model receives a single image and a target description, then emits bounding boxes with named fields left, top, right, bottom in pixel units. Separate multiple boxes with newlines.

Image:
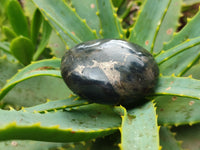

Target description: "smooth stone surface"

left=61, top=39, right=159, bottom=106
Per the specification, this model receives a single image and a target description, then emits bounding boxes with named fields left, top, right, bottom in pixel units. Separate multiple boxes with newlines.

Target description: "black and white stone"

left=61, top=39, right=159, bottom=106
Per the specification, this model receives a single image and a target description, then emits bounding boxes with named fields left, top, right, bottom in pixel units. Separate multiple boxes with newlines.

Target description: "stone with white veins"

left=61, top=39, right=159, bottom=106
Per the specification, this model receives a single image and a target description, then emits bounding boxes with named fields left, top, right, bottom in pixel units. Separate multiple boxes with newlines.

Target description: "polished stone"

left=61, top=39, right=159, bottom=106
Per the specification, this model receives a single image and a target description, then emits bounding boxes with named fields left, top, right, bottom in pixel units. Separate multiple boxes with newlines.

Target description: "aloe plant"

left=1, top=0, right=200, bottom=149
left=2, top=0, right=52, bottom=65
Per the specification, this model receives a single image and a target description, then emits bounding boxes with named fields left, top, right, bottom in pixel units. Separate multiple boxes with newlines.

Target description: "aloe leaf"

left=173, top=124, right=200, bottom=150
left=156, top=96, right=200, bottom=126
left=32, top=0, right=97, bottom=47
left=112, top=0, right=124, bottom=7
left=128, top=0, right=171, bottom=51
left=155, top=76, right=200, bottom=100
left=153, top=0, right=182, bottom=54
left=0, top=140, right=64, bottom=150
left=0, top=58, right=61, bottom=101
left=5, top=76, right=73, bottom=107
left=24, top=96, right=89, bottom=113
left=0, top=57, right=70, bottom=107
left=48, top=30, right=66, bottom=58
left=164, top=10, right=200, bottom=50
left=184, top=63, right=200, bottom=79
left=0, top=53, right=17, bottom=63
left=0, top=104, right=121, bottom=142
left=96, top=0, right=124, bottom=39
left=160, top=11, right=200, bottom=76
left=156, top=64, right=200, bottom=126
left=33, top=20, right=52, bottom=60
left=2, top=26, right=17, bottom=41
left=53, top=141, right=93, bottom=150
left=10, top=36, right=35, bottom=65
left=155, top=36, right=200, bottom=64
left=183, top=0, right=200, bottom=5
left=31, top=9, right=42, bottom=46
left=88, top=132, right=121, bottom=150
left=160, top=126, right=182, bottom=150
left=23, top=0, right=36, bottom=19
left=71, top=0, right=100, bottom=37
left=6, top=0, right=29, bottom=37
left=0, top=57, right=20, bottom=87
left=158, top=47, right=200, bottom=76
left=42, top=13, right=77, bottom=49
left=117, top=0, right=134, bottom=20
left=97, top=0, right=124, bottom=38
left=119, top=101, right=159, bottom=150
left=0, top=41, right=10, bottom=53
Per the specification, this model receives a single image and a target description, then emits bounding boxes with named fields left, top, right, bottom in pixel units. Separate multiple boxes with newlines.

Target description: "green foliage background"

left=1, top=0, right=200, bottom=149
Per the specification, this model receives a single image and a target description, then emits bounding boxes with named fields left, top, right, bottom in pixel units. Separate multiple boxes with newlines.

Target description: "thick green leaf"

left=33, top=20, right=52, bottom=60
left=4, top=76, right=72, bottom=107
left=0, top=58, right=61, bottom=101
left=2, top=26, right=17, bottom=41
left=128, top=0, right=171, bottom=51
left=96, top=0, right=124, bottom=39
left=155, top=76, right=200, bottom=100
left=155, top=36, right=200, bottom=65
left=4, top=75, right=72, bottom=107
left=43, top=12, right=77, bottom=49
left=173, top=124, right=200, bottom=150
left=0, top=0, right=8, bottom=40
left=184, top=63, right=200, bottom=79
left=6, top=0, right=29, bottom=37
left=120, top=101, right=159, bottom=150
left=48, top=30, right=66, bottom=58
left=0, top=57, right=70, bottom=107
left=158, top=47, right=200, bottom=76
left=32, top=0, right=97, bottom=47
left=10, top=36, right=34, bottom=65
left=117, top=0, right=134, bottom=20
left=31, top=9, right=43, bottom=46
left=0, top=41, right=10, bottom=53
left=0, top=140, right=64, bottom=150
left=112, top=0, right=124, bottom=8
left=0, top=57, right=20, bottom=87
left=153, top=0, right=182, bottom=54
left=0, top=104, right=121, bottom=142
left=160, top=127, right=181, bottom=150
left=24, top=0, right=36, bottom=20
left=88, top=132, right=121, bottom=150
left=156, top=64, right=200, bottom=126
left=160, top=10, right=200, bottom=76
left=183, top=0, right=200, bottom=5
left=156, top=96, right=200, bottom=126
left=0, top=51, right=18, bottom=64
left=71, top=0, right=100, bottom=37
left=10, top=36, right=33, bottom=64
left=24, top=96, right=89, bottom=113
